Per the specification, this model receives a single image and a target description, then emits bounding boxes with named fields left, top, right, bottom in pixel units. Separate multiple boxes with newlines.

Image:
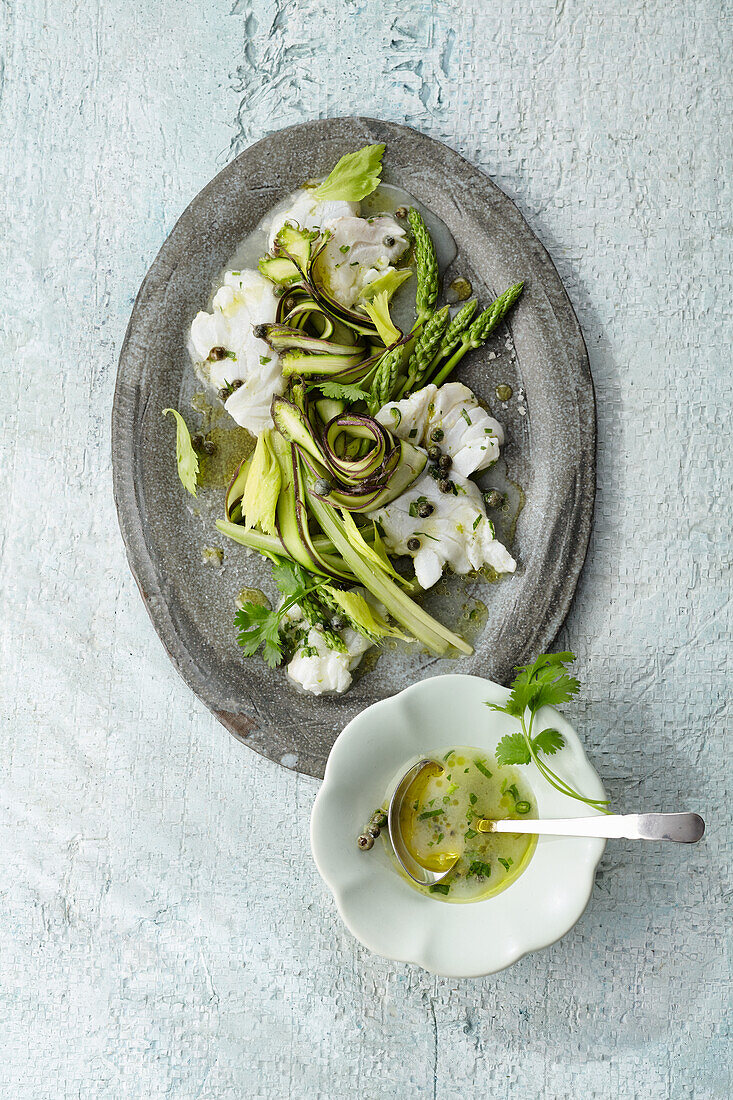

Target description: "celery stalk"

left=307, top=491, right=473, bottom=657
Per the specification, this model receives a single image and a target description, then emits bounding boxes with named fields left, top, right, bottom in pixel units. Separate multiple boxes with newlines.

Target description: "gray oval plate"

left=112, top=117, right=595, bottom=779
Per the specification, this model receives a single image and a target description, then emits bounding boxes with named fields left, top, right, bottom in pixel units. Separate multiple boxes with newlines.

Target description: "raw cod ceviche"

left=165, top=143, right=524, bottom=696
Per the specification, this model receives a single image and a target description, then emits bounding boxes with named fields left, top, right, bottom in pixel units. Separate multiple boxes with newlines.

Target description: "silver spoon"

left=388, top=758, right=706, bottom=887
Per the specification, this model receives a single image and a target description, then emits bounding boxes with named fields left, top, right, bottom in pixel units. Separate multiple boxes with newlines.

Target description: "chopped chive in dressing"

left=467, top=860, right=491, bottom=879
left=396, top=746, right=536, bottom=903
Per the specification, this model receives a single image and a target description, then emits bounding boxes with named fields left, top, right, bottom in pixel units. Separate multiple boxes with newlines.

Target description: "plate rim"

left=112, top=116, right=596, bottom=776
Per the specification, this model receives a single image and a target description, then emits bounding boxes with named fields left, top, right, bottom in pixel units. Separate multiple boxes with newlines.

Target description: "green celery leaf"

left=359, top=267, right=412, bottom=303
left=162, top=408, right=199, bottom=497
left=242, top=429, right=281, bottom=536
left=315, top=143, right=385, bottom=201
left=361, top=290, right=401, bottom=345
left=325, top=587, right=386, bottom=640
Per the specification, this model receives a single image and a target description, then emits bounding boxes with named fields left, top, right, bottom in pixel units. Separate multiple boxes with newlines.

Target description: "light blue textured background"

left=1, top=1, right=730, bottom=1097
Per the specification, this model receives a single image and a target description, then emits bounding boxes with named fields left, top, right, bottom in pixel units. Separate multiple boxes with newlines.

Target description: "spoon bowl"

left=387, top=759, right=460, bottom=885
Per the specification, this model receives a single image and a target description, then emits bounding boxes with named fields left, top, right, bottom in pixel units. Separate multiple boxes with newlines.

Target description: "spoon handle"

left=486, top=813, right=705, bottom=843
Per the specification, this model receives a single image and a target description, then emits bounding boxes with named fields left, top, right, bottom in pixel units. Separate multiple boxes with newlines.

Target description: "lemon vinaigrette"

left=397, top=747, right=537, bottom=902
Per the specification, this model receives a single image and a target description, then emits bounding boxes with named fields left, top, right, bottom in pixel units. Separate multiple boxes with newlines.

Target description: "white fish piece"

left=376, top=388, right=434, bottom=441
left=267, top=191, right=360, bottom=250
left=286, top=623, right=372, bottom=696
left=377, top=382, right=504, bottom=478
left=371, top=467, right=516, bottom=591
left=315, top=214, right=409, bottom=306
left=189, top=269, right=283, bottom=436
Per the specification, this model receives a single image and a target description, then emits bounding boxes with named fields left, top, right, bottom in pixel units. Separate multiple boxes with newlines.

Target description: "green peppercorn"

left=395, top=206, right=408, bottom=218
left=330, top=614, right=347, bottom=630
left=208, top=346, right=228, bottom=361
left=202, top=439, right=216, bottom=456
left=438, top=479, right=453, bottom=494
left=357, top=834, right=374, bottom=851
left=407, top=536, right=421, bottom=551
left=383, top=235, right=395, bottom=247
left=438, top=453, right=452, bottom=471
left=314, top=478, right=332, bottom=496
left=428, top=466, right=443, bottom=481
left=252, top=324, right=268, bottom=339
left=430, top=428, right=444, bottom=443
left=427, top=445, right=441, bottom=462
left=417, top=501, right=434, bottom=519
left=371, top=809, right=388, bottom=828
left=191, top=433, right=205, bottom=451
left=367, top=823, right=381, bottom=838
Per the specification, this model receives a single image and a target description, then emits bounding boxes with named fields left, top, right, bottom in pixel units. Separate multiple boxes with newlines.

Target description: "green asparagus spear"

left=427, top=299, right=478, bottom=373
left=368, top=343, right=404, bottom=413
left=398, top=306, right=450, bottom=398
left=408, top=208, right=439, bottom=321
left=431, top=282, right=524, bottom=387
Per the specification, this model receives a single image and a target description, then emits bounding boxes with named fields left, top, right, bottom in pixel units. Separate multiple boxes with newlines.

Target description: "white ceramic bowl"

left=310, top=674, right=606, bottom=977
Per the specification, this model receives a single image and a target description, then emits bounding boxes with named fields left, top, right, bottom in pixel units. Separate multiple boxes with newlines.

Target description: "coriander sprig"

left=487, top=652, right=610, bottom=813
left=235, top=559, right=330, bottom=667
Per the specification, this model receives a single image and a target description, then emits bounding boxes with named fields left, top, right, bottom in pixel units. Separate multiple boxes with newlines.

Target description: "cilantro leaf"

left=315, top=143, right=385, bottom=201
left=271, top=558, right=308, bottom=599
left=234, top=559, right=330, bottom=668
left=532, top=728, right=565, bottom=756
left=486, top=651, right=610, bottom=813
left=495, top=733, right=531, bottom=766
left=234, top=603, right=283, bottom=665
left=318, top=380, right=371, bottom=402
left=162, top=408, right=199, bottom=497
left=487, top=652, right=579, bottom=718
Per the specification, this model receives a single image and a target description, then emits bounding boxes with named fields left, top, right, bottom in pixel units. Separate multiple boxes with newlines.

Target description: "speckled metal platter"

left=112, top=117, right=595, bottom=780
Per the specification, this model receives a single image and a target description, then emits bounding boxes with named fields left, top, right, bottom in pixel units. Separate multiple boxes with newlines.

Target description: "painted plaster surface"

left=0, top=1, right=730, bottom=1097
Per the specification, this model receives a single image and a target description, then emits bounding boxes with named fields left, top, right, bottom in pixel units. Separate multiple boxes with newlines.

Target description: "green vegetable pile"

left=253, top=143, right=522, bottom=416
left=164, top=142, right=524, bottom=673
